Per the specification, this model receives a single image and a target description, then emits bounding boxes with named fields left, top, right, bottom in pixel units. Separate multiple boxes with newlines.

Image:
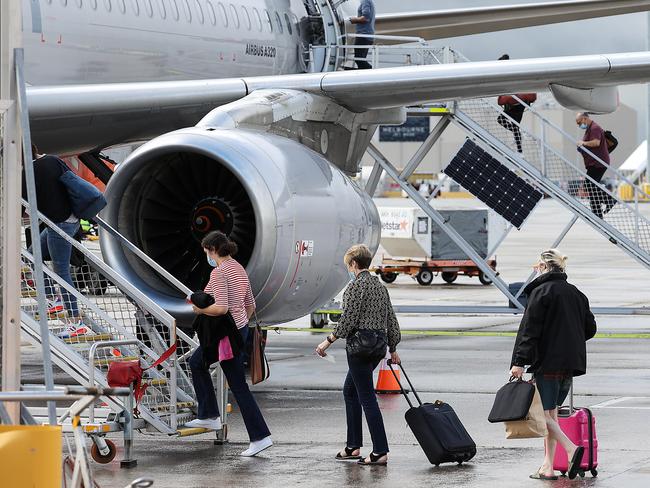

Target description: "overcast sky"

left=375, top=0, right=648, bottom=61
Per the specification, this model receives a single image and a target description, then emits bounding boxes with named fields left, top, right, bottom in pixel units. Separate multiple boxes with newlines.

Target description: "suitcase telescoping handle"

left=387, top=360, right=423, bottom=408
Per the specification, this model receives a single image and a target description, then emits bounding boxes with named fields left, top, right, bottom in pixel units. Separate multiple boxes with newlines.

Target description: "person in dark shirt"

left=350, top=0, right=376, bottom=69
left=576, top=113, right=617, bottom=218
left=22, top=144, right=86, bottom=338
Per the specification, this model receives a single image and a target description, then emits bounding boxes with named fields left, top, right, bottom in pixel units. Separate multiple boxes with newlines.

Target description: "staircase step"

left=176, top=427, right=212, bottom=437
left=63, top=333, right=114, bottom=344
left=94, top=356, right=139, bottom=366
left=149, top=401, right=195, bottom=413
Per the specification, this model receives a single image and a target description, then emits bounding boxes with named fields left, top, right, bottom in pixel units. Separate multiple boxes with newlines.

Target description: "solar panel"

left=443, top=139, right=543, bottom=229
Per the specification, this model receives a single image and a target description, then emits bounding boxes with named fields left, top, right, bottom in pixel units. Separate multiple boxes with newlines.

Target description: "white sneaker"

left=240, top=436, right=273, bottom=457
left=184, top=417, right=222, bottom=431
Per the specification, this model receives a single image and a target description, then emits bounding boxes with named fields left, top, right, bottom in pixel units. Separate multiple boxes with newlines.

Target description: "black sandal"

left=335, top=447, right=362, bottom=460
left=568, top=446, right=585, bottom=479
left=357, top=452, right=388, bottom=466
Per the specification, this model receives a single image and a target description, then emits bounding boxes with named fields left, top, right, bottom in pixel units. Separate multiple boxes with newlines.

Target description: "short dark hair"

left=344, top=244, right=373, bottom=270
left=201, top=231, right=238, bottom=257
left=498, top=54, right=510, bottom=60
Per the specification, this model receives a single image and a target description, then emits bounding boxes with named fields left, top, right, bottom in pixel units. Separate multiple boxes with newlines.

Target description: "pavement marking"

left=263, top=326, right=650, bottom=339
left=591, top=397, right=650, bottom=409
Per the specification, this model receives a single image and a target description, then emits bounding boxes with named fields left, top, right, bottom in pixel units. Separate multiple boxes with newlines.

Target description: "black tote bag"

left=488, top=377, right=535, bottom=423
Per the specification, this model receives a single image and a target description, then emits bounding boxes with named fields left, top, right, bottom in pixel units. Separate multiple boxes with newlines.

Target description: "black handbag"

left=347, top=329, right=388, bottom=361
left=488, top=377, right=535, bottom=423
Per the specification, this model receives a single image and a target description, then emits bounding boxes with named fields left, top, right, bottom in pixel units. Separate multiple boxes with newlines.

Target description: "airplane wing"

left=29, top=51, right=650, bottom=154
left=374, top=0, right=650, bottom=41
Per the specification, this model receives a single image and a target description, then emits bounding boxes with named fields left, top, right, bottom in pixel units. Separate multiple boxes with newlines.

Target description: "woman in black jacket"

left=510, top=249, right=597, bottom=481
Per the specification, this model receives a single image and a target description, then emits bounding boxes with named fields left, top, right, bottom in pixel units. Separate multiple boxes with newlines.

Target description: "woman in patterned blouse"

left=316, top=244, right=401, bottom=466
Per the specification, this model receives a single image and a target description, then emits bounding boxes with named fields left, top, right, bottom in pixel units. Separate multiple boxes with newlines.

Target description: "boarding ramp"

left=450, top=92, right=650, bottom=270
left=20, top=203, right=228, bottom=461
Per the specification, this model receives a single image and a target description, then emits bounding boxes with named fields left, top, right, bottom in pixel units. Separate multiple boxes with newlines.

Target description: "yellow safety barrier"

left=0, top=425, right=62, bottom=487
left=619, top=183, right=650, bottom=202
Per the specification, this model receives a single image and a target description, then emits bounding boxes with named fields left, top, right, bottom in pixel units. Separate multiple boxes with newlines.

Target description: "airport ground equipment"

left=19, top=203, right=231, bottom=463
left=373, top=257, right=498, bottom=286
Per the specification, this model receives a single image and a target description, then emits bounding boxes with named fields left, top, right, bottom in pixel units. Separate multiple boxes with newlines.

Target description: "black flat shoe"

left=568, top=446, right=585, bottom=480
left=357, top=452, right=388, bottom=466
left=335, top=447, right=362, bottom=461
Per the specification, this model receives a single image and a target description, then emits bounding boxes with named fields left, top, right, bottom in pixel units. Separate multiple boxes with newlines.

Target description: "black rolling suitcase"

left=389, top=362, right=477, bottom=466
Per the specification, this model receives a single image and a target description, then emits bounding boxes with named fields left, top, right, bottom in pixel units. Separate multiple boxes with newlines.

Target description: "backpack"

left=604, top=130, right=618, bottom=153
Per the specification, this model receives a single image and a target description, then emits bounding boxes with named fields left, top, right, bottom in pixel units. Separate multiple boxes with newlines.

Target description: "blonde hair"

left=539, top=248, right=568, bottom=272
left=344, top=244, right=373, bottom=270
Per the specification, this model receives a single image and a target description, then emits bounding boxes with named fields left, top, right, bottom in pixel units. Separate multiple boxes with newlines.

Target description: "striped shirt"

left=204, top=258, right=255, bottom=328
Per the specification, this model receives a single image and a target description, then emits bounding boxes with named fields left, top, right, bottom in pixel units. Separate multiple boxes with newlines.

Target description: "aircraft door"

left=299, top=0, right=346, bottom=72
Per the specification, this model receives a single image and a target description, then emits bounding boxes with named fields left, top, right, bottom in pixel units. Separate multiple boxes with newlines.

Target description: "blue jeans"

left=189, top=326, right=271, bottom=442
left=37, top=221, right=80, bottom=317
left=343, top=352, right=389, bottom=454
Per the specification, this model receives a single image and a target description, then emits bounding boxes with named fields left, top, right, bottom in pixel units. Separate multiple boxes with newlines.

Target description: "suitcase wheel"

left=435, top=464, right=439, bottom=467
left=560, top=471, right=566, bottom=477
left=457, top=461, right=463, bottom=466
left=590, top=469, right=598, bottom=477
left=579, top=471, right=585, bottom=478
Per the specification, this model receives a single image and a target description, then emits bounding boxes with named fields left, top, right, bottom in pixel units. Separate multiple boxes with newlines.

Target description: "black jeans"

left=354, top=37, right=373, bottom=70
left=189, top=325, right=271, bottom=442
left=343, top=351, right=389, bottom=454
left=585, top=165, right=616, bottom=218
left=497, top=105, right=525, bottom=153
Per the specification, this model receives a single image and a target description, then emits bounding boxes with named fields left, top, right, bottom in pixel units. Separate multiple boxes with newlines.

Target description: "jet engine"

left=101, top=128, right=380, bottom=325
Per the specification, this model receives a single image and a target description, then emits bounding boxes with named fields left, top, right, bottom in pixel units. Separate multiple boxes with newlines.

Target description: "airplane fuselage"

left=23, top=0, right=357, bottom=86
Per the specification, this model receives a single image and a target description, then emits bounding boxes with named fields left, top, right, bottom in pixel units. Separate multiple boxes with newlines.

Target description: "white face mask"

left=207, top=255, right=217, bottom=267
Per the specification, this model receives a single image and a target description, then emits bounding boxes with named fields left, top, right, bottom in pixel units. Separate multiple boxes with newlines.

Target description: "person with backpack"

left=496, top=55, right=537, bottom=153
left=576, top=112, right=617, bottom=218
left=22, top=144, right=87, bottom=338
left=510, top=249, right=597, bottom=480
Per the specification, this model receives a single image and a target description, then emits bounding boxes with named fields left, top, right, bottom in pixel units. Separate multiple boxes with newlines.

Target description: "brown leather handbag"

left=250, top=322, right=270, bottom=385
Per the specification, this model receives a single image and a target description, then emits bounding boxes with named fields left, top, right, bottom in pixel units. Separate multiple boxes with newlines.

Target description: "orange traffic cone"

left=375, top=354, right=404, bottom=394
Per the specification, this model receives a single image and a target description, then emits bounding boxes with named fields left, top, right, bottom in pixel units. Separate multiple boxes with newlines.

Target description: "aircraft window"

left=229, top=4, right=240, bottom=29
left=90, top=0, right=97, bottom=8
left=145, top=0, right=153, bottom=16
left=116, top=0, right=126, bottom=13
left=292, top=13, right=300, bottom=36
left=182, top=0, right=192, bottom=22
left=206, top=0, right=216, bottom=25
left=252, top=7, right=262, bottom=32
left=60, top=0, right=67, bottom=6
left=274, top=12, right=283, bottom=34
left=104, top=0, right=112, bottom=12
left=75, top=0, right=83, bottom=8
left=130, top=0, right=139, bottom=15
left=241, top=6, right=251, bottom=31
left=284, top=13, right=292, bottom=35
left=170, top=0, right=179, bottom=20
left=194, top=0, right=204, bottom=24
left=218, top=2, right=228, bottom=27
left=264, top=9, right=272, bottom=32
left=157, top=0, right=166, bottom=19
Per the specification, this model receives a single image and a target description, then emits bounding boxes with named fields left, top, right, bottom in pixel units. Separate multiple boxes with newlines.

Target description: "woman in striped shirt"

left=186, top=231, right=272, bottom=457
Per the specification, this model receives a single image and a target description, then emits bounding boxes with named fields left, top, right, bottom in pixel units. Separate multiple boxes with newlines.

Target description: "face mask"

left=207, top=255, right=217, bottom=267
left=348, top=270, right=356, bottom=281
left=579, top=123, right=588, bottom=130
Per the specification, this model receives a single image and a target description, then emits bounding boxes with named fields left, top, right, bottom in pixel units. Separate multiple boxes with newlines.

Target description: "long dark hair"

left=201, top=231, right=238, bottom=257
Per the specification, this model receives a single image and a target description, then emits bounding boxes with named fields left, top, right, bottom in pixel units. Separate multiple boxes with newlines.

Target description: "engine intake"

left=101, top=128, right=380, bottom=325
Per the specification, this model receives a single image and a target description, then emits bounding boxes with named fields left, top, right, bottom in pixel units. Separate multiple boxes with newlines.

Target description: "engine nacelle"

left=101, top=128, right=380, bottom=325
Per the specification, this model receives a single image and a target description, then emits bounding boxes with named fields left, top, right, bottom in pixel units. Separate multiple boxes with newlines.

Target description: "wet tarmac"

left=90, top=332, right=650, bottom=488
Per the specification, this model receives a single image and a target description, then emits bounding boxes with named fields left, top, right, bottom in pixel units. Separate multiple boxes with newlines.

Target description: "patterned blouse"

left=333, top=270, right=401, bottom=352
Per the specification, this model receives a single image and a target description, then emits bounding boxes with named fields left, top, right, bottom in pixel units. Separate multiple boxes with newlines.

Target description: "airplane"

left=21, top=0, right=650, bottom=325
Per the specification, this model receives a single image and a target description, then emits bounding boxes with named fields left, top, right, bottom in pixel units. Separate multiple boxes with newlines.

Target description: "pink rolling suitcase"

left=553, top=383, right=598, bottom=478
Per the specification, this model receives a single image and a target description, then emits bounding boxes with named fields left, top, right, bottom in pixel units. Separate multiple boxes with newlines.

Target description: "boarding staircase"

left=19, top=204, right=228, bottom=455
left=448, top=94, right=650, bottom=270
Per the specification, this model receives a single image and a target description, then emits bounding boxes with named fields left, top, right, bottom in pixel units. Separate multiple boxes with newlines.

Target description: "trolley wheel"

left=310, top=313, right=327, bottom=329
left=441, top=272, right=458, bottom=284
left=380, top=272, right=398, bottom=284
left=590, top=468, right=598, bottom=477
left=478, top=271, right=493, bottom=285
left=91, top=439, right=117, bottom=464
left=329, top=314, right=340, bottom=323
left=416, top=269, right=433, bottom=286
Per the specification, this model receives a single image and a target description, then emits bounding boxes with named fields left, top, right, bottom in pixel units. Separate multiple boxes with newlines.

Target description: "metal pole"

left=1, top=0, right=23, bottom=425
left=15, top=48, right=58, bottom=425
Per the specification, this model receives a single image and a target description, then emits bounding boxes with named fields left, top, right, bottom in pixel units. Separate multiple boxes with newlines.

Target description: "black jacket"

left=511, top=272, right=597, bottom=376
left=191, top=291, right=243, bottom=367
left=22, top=155, right=73, bottom=223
